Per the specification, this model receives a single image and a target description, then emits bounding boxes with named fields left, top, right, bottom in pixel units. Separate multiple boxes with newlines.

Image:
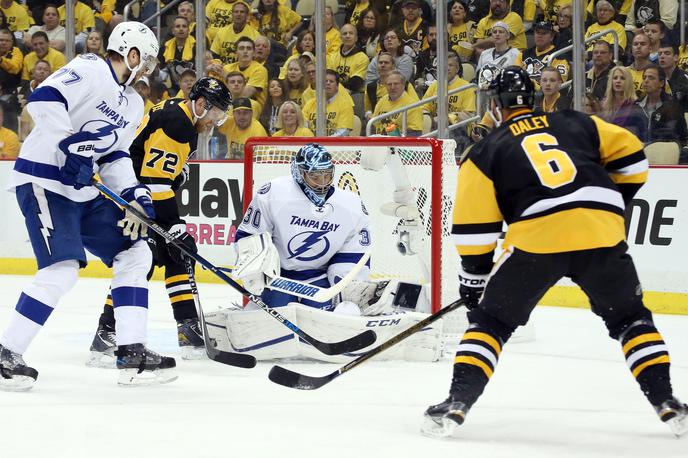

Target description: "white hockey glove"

left=341, top=280, right=396, bottom=316
left=117, top=184, right=155, bottom=240
left=229, top=232, right=280, bottom=295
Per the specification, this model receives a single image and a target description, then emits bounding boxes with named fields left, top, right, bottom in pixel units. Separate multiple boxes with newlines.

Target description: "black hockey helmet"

left=488, top=66, right=534, bottom=110
left=189, top=77, right=232, bottom=112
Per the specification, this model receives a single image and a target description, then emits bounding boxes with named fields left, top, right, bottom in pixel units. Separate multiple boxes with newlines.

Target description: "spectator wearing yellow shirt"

left=0, top=0, right=30, bottom=34
left=175, top=68, right=198, bottom=99
left=365, top=51, right=419, bottom=115
left=95, top=0, right=116, bottom=25
left=302, top=70, right=354, bottom=136
left=327, top=24, right=369, bottom=94
left=283, top=58, right=309, bottom=108
left=161, top=16, right=196, bottom=89
left=279, top=30, right=316, bottom=79
left=250, top=0, right=301, bottom=46
left=177, top=1, right=197, bottom=36
left=0, top=106, right=19, bottom=158
left=678, top=45, right=688, bottom=73
left=308, top=5, right=340, bottom=59
left=225, top=71, right=261, bottom=119
left=25, top=5, right=65, bottom=52
left=58, top=0, right=96, bottom=49
left=223, top=36, right=268, bottom=111
left=19, top=59, right=51, bottom=141
left=210, top=1, right=260, bottom=65
left=21, top=31, right=66, bottom=81
left=218, top=97, right=268, bottom=160
left=422, top=53, right=476, bottom=124
left=272, top=100, right=314, bottom=137
left=372, top=70, right=423, bottom=136
left=448, top=0, right=476, bottom=61
left=627, top=32, right=652, bottom=97
left=206, top=0, right=238, bottom=40
left=0, top=27, right=23, bottom=132
left=584, top=0, right=627, bottom=52
left=473, top=0, right=527, bottom=52
left=134, top=76, right=155, bottom=114
left=345, top=0, right=371, bottom=26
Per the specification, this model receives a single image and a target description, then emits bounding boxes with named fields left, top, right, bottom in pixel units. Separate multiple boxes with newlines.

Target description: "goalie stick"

left=219, top=250, right=371, bottom=302
left=184, top=259, right=257, bottom=368
left=268, top=299, right=466, bottom=390
left=94, top=178, right=376, bottom=356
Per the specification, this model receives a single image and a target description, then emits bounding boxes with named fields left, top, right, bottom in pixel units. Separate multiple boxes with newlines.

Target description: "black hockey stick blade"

left=308, top=329, right=377, bottom=355
left=268, top=299, right=466, bottom=390
left=206, top=346, right=257, bottom=368
left=186, top=260, right=257, bottom=369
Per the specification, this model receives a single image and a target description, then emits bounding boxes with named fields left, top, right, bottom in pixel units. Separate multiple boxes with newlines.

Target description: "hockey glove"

left=171, top=163, right=190, bottom=191
left=166, top=223, right=198, bottom=264
left=458, top=267, right=489, bottom=310
left=58, top=131, right=97, bottom=189
left=118, top=184, right=155, bottom=240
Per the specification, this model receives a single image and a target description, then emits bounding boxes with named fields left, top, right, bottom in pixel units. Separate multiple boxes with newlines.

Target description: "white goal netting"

left=245, top=137, right=463, bottom=318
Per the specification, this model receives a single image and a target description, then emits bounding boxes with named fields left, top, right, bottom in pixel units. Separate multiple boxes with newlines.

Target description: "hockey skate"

left=655, top=397, right=688, bottom=438
left=421, top=396, right=471, bottom=438
left=85, top=323, right=117, bottom=368
left=0, top=344, right=38, bottom=392
left=116, top=344, right=177, bottom=386
left=177, top=318, right=207, bottom=360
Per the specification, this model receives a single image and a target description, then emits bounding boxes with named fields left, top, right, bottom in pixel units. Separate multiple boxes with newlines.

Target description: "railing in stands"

left=365, top=83, right=478, bottom=137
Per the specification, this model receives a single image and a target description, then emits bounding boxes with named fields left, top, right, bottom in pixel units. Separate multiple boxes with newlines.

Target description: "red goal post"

left=243, top=136, right=460, bottom=313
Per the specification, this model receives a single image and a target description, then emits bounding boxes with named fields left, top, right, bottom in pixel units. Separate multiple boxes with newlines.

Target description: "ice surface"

left=0, top=275, right=686, bottom=458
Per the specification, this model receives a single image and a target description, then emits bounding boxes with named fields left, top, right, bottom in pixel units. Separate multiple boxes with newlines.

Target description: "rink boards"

left=0, top=160, right=687, bottom=315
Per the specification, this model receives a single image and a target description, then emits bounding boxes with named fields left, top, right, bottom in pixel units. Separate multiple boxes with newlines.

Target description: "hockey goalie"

left=205, top=143, right=445, bottom=362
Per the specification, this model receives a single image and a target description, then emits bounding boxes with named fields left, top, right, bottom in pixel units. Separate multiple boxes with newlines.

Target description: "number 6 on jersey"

left=521, top=132, right=577, bottom=189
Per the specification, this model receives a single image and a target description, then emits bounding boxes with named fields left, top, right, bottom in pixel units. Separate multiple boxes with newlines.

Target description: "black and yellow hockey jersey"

left=515, top=45, right=569, bottom=82
left=452, top=109, right=647, bottom=262
left=130, top=98, right=197, bottom=203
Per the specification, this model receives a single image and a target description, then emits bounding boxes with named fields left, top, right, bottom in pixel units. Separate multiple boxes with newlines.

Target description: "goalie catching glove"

left=228, top=233, right=280, bottom=295
left=339, top=280, right=398, bottom=316
left=458, top=267, right=489, bottom=309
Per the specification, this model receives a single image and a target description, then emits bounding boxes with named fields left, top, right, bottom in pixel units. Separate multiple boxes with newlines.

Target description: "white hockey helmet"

left=107, top=21, right=159, bottom=86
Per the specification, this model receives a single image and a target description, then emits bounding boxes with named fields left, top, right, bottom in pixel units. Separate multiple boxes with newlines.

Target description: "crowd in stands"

left=0, top=0, right=687, bottom=163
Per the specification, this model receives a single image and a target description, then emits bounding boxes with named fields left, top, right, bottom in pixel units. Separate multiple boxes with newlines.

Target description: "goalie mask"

left=291, top=143, right=335, bottom=207
left=487, top=65, right=534, bottom=126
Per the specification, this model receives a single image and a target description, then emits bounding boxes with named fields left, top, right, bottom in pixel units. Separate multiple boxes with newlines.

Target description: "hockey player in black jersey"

left=422, top=66, right=687, bottom=438
left=88, top=77, right=232, bottom=366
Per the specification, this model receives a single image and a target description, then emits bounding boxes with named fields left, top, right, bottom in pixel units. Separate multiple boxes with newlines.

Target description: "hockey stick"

left=184, top=259, right=257, bottom=368
left=217, top=250, right=370, bottom=303
left=93, top=178, right=376, bottom=355
left=268, top=299, right=466, bottom=390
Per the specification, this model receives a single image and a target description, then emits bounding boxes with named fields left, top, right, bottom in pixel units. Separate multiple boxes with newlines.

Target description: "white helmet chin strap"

left=190, top=99, right=208, bottom=123
left=123, top=59, right=143, bottom=86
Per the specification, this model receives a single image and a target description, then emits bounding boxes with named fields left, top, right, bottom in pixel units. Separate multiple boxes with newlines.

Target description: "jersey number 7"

left=145, top=147, right=179, bottom=174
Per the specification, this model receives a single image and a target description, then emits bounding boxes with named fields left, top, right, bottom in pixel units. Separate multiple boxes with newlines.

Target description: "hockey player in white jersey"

left=0, top=22, right=176, bottom=391
left=232, top=143, right=374, bottom=311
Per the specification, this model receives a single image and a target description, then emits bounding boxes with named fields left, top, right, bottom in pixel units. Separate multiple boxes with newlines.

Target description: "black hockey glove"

left=166, top=223, right=198, bottom=265
left=458, top=268, right=488, bottom=310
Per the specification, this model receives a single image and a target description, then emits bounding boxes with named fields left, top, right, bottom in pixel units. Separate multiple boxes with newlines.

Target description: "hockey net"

left=244, top=136, right=463, bottom=317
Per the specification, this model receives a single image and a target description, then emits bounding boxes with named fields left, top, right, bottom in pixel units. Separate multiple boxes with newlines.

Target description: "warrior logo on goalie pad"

left=287, top=231, right=331, bottom=261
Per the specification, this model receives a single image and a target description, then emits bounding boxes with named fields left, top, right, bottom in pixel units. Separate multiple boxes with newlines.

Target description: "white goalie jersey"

left=236, top=176, right=372, bottom=285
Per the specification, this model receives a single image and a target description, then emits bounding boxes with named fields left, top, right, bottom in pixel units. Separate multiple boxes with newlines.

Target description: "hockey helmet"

left=488, top=66, right=535, bottom=110
left=107, top=21, right=159, bottom=85
left=291, top=143, right=335, bottom=205
left=189, top=77, right=232, bottom=126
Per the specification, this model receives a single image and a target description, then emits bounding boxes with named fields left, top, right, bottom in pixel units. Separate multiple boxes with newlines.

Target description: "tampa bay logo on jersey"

left=79, top=119, right=121, bottom=153
left=287, top=231, right=331, bottom=261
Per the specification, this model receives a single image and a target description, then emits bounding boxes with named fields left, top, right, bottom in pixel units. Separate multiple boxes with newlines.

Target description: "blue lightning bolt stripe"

left=97, top=150, right=128, bottom=165
left=289, top=231, right=328, bottom=259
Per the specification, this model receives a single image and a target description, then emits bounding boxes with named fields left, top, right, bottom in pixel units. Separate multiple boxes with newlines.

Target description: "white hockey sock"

left=111, top=241, right=151, bottom=346
left=1, top=260, right=78, bottom=354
